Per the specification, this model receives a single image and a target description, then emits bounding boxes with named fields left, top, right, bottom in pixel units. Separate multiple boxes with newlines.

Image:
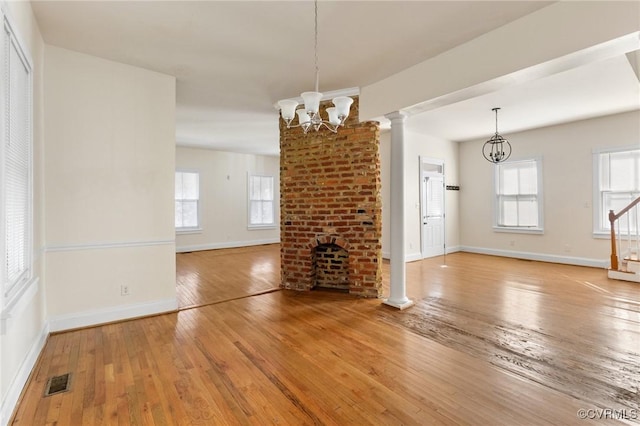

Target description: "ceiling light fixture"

left=277, top=0, right=353, bottom=134
left=482, top=107, right=512, bottom=164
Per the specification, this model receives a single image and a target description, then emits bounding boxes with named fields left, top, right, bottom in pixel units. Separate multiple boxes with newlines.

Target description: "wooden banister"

left=610, top=196, right=640, bottom=222
left=609, top=196, right=640, bottom=271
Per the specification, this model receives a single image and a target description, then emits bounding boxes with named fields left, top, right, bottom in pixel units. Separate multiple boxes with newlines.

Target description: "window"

left=2, top=14, right=33, bottom=311
left=594, top=147, right=640, bottom=235
left=494, top=158, right=543, bottom=233
left=248, top=175, right=275, bottom=228
left=175, top=171, right=200, bottom=231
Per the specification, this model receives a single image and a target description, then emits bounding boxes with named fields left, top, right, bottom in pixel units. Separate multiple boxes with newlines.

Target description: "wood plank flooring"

left=11, top=246, right=640, bottom=425
left=176, top=245, right=281, bottom=309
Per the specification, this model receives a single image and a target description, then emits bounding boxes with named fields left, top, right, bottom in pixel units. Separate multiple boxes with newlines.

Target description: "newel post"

left=609, top=209, right=618, bottom=270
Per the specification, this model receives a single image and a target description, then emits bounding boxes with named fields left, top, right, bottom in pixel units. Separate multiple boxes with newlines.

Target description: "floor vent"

left=44, top=373, right=71, bottom=397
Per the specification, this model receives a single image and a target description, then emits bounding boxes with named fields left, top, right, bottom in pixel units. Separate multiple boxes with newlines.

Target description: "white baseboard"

left=0, top=322, right=49, bottom=426
left=382, top=246, right=460, bottom=261
left=48, top=298, right=178, bottom=332
left=382, top=251, right=422, bottom=262
left=446, top=245, right=461, bottom=254
left=405, top=252, right=423, bottom=262
left=176, top=238, right=280, bottom=253
left=382, top=251, right=422, bottom=261
left=459, top=246, right=608, bottom=268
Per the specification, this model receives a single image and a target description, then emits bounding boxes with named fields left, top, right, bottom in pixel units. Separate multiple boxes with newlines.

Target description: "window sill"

left=593, top=231, right=638, bottom=240
left=176, top=228, right=202, bottom=235
left=493, top=226, right=544, bottom=235
left=248, top=225, right=277, bottom=231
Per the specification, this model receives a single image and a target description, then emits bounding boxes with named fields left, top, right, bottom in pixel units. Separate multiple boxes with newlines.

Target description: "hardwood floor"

left=176, top=245, right=281, bottom=309
left=11, top=247, right=640, bottom=425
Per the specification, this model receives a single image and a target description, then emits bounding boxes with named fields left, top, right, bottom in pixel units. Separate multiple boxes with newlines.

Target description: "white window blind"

left=2, top=17, right=33, bottom=306
left=175, top=171, right=199, bottom=229
left=249, top=175, right=274, bottom=227
left=596, top=148, right=640, bottom=233
left=495, top=159, right=542, bottom=229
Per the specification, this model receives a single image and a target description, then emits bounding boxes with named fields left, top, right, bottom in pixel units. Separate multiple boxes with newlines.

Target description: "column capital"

left=384, top=111, right=408, bottom=123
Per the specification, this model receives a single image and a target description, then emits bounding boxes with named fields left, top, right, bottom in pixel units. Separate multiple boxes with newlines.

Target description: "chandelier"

left=482, top=107, right=512, bottom=164
left=277, top=0, right=353, bottom=134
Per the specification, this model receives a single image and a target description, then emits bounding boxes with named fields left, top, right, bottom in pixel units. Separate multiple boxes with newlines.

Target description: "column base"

left=383, top=298, right=414, bottom=310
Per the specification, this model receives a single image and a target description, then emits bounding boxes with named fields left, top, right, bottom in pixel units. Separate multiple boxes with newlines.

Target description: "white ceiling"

left=31, top=1, right=638, bottom=155
left=405, top=54, right=640, bottom=141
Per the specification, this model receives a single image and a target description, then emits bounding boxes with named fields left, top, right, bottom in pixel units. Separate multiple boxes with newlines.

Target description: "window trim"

left=493, top=157, right=544, bottom=234
left=247, top=173, right=276, bottom=230
left=1, top=6, right=36, bottom=327
left=175, top=169, right=201, bottom=234
left=592, top=145, right=640, bottom=238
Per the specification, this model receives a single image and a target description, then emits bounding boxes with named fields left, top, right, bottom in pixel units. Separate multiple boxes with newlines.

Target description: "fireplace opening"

left=313, top=243, right=349, bottom=291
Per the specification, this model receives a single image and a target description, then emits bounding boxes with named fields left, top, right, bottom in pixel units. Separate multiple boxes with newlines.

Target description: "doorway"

left=419, top=157, right=445, bottom=259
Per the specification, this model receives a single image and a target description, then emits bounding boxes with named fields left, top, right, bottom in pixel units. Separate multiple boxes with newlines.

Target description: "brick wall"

left=279, top=97, right=382, bottom=297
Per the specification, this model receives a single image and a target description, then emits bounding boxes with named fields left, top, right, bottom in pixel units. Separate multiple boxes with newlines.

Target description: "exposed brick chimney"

left=279, top=97, right=382, bottom=297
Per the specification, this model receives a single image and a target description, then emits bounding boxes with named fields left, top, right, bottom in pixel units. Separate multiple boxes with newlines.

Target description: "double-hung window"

left=2, top=13, right=34, bottom=313
left=494, top=158, right=543, bottom=233
left=248, top=175, right=275, bottom=228
left=175, top=171, right=200, bottom=231
left=594, top=147, right=640, bottom=235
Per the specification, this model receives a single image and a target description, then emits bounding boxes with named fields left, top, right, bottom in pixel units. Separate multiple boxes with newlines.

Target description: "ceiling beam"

left=360, top=1, right=640, bottom=122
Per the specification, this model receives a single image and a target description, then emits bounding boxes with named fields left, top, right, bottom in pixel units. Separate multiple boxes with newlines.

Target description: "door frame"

left=419, top=157, right=445, bottom=259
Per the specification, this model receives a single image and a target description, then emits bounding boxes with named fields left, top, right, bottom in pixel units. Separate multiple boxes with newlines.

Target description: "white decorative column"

left=383, top=111, right=413, bottom=310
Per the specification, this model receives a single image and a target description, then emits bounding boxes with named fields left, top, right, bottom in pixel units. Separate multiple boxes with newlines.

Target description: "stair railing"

left=609, top=196, right=640, bottom=271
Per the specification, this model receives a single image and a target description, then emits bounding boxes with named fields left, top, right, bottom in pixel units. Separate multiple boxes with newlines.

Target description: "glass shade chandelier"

left=482, top=107, right=512, bottom=164
left=277, top=0, right=353, bottom=134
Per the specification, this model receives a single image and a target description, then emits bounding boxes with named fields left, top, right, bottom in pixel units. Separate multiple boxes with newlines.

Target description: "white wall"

left=0, top=2, right=46, bottom=424
left=43, top=46, right=177, bottom=330
left=380, top=128, right=460, bottom=261
left=459, top=110, right=640, bottom=266
left=175, top=147, right=280, bottom=252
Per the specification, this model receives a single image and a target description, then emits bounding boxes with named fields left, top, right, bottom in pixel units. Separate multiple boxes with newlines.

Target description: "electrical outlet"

left=121, top=285, right=130, bottom=296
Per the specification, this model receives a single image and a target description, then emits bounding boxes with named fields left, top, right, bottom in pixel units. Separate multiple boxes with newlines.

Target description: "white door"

left=421, top=173, right=445, bottom=258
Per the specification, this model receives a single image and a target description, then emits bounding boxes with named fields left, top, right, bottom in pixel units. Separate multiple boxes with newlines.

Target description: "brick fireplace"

left=279, top=97, right=382, bottom=297
left=313, top=237, right=350, bottom=291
